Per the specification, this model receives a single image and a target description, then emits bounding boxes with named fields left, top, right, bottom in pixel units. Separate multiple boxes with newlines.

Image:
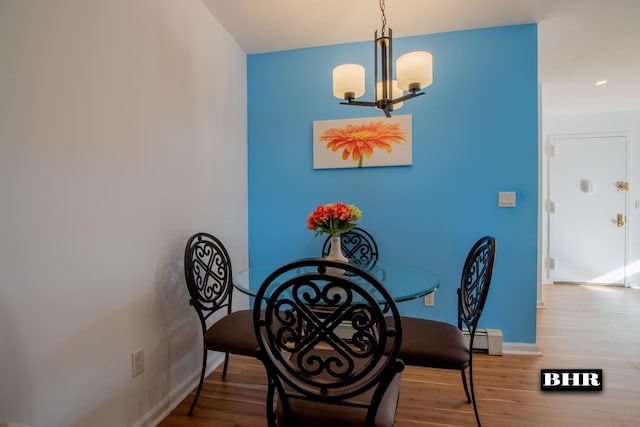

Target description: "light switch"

left=498, top=192, right=516, bottom=207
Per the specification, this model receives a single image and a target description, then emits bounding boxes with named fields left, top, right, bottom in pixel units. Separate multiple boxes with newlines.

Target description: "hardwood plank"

left=158, top=284, right=640, bottom=426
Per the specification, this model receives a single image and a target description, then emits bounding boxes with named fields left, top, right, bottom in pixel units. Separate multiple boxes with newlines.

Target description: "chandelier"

left=332, top=0, right=433, bottom=117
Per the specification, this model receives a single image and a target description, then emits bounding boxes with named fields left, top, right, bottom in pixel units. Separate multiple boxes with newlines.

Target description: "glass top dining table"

left=232, top=260, right=440, bottom=303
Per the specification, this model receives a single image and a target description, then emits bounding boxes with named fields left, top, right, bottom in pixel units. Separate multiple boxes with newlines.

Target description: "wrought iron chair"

left=183, top=232, right=257, bottom=416
left=253, top=258, right=405, bottom=427
left=321, top=227, right=379, bottom=270
left=394, top=236, right=495, bottom=427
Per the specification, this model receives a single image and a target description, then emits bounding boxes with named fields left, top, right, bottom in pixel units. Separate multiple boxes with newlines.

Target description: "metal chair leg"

left=460, top=368, right=472, bottom=403
left=469, top=361, right=482, bottom=427
left=221, top=352, right=230, bottom=379
left=188, top=347, right=208, bottom=416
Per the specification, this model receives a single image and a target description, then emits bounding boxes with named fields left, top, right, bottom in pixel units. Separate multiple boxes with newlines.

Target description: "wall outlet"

left=424, top=292, right=435, bottom=307
left=132, top=347, right=144, bottom=377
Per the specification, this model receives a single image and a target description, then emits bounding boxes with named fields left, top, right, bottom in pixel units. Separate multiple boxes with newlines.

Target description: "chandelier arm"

left=389, top=91, right=425, bottom=105
left=340, top=100, right=378, bottom=107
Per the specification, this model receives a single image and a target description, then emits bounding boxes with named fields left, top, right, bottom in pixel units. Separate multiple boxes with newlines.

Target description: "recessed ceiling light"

left=595, top=80, right=608, bottom=86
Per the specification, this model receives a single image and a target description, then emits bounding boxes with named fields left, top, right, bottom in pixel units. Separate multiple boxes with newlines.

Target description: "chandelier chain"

left=379, top=0, right=387, bottom=36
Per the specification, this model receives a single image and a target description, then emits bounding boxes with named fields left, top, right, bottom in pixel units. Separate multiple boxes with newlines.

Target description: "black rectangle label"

left=541, top=369, right=603, bottom=391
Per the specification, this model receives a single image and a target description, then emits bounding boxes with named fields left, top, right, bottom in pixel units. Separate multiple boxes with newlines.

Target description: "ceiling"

left=202, top=0, right=640, bottom=115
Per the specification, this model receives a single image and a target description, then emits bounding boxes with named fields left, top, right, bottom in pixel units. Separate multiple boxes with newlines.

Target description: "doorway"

left=546, top=134, right=629, bottom=286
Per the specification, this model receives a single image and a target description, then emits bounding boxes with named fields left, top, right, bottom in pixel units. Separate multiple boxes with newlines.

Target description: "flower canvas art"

left=313, top=115, right=412, bottom=169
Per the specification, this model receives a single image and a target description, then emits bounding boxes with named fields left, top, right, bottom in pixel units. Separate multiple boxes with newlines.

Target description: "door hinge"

left=546, top=143, right=556, bottom=157
left=546, top=200, right=556, bottom=213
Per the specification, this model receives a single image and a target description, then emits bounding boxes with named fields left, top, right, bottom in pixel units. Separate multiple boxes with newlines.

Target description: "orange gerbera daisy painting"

left=313, top=115, right=412, bottom=169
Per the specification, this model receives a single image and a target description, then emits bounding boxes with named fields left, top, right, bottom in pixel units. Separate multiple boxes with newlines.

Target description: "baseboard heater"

left=337, top=324, right=503, bottom=355
left=463, top=328, right=503, bottom=355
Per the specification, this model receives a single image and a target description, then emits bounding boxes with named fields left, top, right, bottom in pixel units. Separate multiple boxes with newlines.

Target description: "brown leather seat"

left=203, top=310, right=257, bottom=356
left=393, top=317, right=469, bottom=369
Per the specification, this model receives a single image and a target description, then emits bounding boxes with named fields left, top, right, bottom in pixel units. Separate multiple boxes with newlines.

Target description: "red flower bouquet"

left=306, top=202, right=362, bottom=238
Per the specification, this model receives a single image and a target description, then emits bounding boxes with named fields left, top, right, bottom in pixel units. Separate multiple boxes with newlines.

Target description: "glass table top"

left=233, top=260, right=440, bottom=303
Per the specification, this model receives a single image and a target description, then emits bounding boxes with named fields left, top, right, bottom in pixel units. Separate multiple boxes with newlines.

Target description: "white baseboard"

left=502, top=342, right=542, bottom=356
left=132, top=353, right=224, bottom=427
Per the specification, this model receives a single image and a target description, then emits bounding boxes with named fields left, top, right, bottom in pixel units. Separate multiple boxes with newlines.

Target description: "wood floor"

left=158, top=284, right=640, bottom=426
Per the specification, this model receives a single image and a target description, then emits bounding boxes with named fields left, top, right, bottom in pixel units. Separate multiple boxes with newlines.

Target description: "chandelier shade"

left=397, top=51, right=433, bottom=91
left=333, top=64, right=366, bottom=100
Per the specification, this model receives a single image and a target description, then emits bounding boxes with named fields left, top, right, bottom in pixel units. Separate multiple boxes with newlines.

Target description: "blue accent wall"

left=247, top=24, right=538, bottom=343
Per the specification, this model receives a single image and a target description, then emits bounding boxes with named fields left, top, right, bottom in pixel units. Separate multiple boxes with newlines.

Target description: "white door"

left=548, top=135, right=628, bottom=285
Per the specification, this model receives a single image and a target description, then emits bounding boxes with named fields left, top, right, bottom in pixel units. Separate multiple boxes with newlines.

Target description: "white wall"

left=541, top=110, right=640, bottom=286
left=0, top=1, right=248, bottom=426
